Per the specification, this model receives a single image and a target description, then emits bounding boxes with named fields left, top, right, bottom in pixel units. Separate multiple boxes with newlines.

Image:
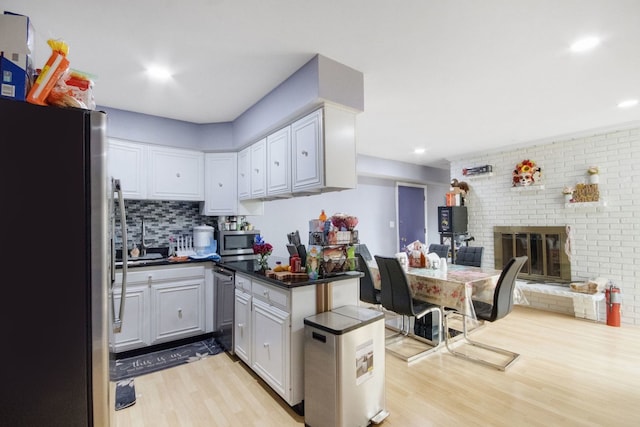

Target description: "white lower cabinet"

left=234, top=286, right=252, bottom=365
left=233, top=273, right=320, bottom=408
left=111, top=286, right=151, bottom=352
left=252, top=298, right=290, bottom=400
left=112, top=265, right=208, bottom=353
left=150, top=279, right=206, bottom=344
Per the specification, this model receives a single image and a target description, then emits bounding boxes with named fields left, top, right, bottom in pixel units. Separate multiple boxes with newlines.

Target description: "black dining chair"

left=374, top=255, right=443, bottom=362
left=455, top=246, right=484, bottom=267
left=356, top=253, right=381, bottom=307
left=444, top=256, right=527, bottom=370
left=427, top=243, right=449, bottom=259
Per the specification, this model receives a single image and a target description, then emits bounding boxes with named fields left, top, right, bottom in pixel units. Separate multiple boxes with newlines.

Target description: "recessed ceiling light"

left=414, top=148, right=426, bottom=154
left=618, top=99, right=639, bottom=108
left=146, top=65, right=172, bottom=80
left=570, top=36, right=601, bottom=53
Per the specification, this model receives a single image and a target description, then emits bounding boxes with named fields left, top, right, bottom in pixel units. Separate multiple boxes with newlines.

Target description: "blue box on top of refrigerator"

left=0, top=98, right=121, bottom=426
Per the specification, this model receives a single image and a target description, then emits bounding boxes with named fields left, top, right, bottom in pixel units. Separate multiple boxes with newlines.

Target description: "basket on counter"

left=320, top=245, right=358, bottom=277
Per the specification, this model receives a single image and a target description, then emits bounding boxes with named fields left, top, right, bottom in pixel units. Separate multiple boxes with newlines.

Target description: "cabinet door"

left=234, top=289, right=252, bottom=365
left=252, top=299, right=290, bottom=400
left=250, top=138, right=266, bottom=198
left=292, top=109, right=323, bottom=191
left=237, top=147, right=251, bottom=200
left=266, top=126, right=291, bottom=196
left=108, top=138, right=147, bottom=199
left=111, top=286, right=150, bottom=352
left=148, top=146, right=205, bottom=201
left=202, top=152, right=238, bottom=215
left=150, top=279, right=206, bottom=344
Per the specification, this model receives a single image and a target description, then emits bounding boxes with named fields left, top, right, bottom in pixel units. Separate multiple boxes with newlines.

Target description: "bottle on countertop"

left=319, top=209, right=327, bottom=222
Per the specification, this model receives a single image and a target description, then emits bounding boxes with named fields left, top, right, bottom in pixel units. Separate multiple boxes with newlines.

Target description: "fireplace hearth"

left=494, top=226, right=570, bottom=283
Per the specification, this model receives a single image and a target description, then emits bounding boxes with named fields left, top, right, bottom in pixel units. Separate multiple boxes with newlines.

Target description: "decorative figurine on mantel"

left=448, top=178, right=469, bottom=206
left=588, top=166, right=599, bottom=184
left=562, top=186, right=574, bottom=203
left=512, top=159, right=542, bottom=187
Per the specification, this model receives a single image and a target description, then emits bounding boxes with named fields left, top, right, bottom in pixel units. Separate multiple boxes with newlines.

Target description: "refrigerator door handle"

left=112, top=178, right=128, bottom=333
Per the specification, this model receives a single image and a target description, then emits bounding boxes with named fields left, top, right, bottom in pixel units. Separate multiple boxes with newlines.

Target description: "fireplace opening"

left=494, top=226, right=571, bottom=283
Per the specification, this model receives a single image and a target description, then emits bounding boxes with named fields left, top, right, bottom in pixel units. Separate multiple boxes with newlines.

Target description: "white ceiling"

left=5, top=0, right=640, bottom=169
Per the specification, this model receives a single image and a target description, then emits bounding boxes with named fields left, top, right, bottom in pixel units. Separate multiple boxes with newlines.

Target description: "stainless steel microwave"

left=215, top=230, right=261, bottom=257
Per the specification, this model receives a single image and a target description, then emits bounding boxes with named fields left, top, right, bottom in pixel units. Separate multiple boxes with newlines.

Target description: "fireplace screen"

left=494, top=226, right=570, bottom=282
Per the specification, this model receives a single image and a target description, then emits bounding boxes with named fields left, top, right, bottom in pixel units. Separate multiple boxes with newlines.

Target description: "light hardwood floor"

left=112, top=306, right=640, bottom=426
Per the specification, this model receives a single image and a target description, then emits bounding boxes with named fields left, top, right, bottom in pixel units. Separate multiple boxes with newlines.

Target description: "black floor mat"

left=115, top=378, right=136, bottom=411
left=110, top=337, right=223, bottom=381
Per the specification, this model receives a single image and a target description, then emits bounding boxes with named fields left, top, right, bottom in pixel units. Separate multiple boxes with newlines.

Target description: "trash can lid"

left=332, top=305, right=385, bottom=324
left=304, top=305, right=384, bottom=335
left=304, top=311, right=361, bottom=335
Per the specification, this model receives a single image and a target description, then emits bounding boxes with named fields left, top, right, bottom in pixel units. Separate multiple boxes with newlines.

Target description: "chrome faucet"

left=140, top=218, right=148, bottom=256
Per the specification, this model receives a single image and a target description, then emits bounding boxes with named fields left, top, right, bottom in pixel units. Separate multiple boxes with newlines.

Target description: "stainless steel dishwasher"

left=213, top=265, right=235, bottom=352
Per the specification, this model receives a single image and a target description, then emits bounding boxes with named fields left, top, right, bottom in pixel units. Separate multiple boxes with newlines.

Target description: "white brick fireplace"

left=449, top=125, right=640, bottom=325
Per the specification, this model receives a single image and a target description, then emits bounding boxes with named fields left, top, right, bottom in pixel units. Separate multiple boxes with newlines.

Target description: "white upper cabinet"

left=266, top=126, right=292, bottom=197
left=250, top=138, right=267, bottom=199
left=147, top=145, right=205, bottom=201
left=291, top=109, right=323, bottom=192
left=201, top=152, right=238, bottom=215
left=292, top=105, right=357, bottom=193
left=108, top=139, right=205, bottom=202
left=238, top=147, right=251, bottom=200
left=108, top=138, right=147, bottom=199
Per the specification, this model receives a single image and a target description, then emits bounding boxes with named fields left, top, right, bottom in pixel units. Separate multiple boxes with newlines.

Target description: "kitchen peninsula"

left=229, top=258, right=362, bottom=413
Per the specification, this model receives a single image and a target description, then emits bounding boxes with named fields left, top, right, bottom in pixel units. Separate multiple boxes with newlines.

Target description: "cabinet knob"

left=263, top=343, right=269, bottom=348
left=238, top=323, right=244, bottom=329
left=176, top=172, right=181, bottom=178
left=218, top=182, right=223, bottom=187
left=274, top=161, right=279, bottom=167
left=301, top=150, right=308, bottom=157
left=240, top=173, right=245, bottom=177
left=178, top=309, right=182, bottom=318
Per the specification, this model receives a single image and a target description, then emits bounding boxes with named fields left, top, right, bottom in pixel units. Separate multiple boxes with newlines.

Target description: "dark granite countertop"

left=117, top=253, right=362, bottom=289
left=220, top=256, right=363, bottom=289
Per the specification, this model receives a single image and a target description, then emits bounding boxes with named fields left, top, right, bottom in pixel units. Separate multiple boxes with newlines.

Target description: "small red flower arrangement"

left=253, top=235, right=273, bottom=270
left=253, top=235, right=273, bottom=256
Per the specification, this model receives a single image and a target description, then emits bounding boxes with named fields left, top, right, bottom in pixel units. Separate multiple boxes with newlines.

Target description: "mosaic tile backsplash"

left=114, top=200, right=217, bottom=251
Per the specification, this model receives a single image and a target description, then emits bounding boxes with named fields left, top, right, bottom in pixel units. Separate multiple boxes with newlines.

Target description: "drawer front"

left=235, top=273, right=252, bottom=293
left=115, top=265, right=205, bottom=285
left=252, top=280, right=289, bottom=310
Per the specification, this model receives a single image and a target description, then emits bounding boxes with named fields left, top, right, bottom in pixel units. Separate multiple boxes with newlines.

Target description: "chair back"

left=455, top=246, right=484, bottom=267
left=375, top=255, right=415, bottom=317
left=356, top=253, right=379, bottom=305
left=428, top=243, right=449, bottom=259
left=354, top=243, right=373, bottom=262
left=489, top=256, right=528, bottom=321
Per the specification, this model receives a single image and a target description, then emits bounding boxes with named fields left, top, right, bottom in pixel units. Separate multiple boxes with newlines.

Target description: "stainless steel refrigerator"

left=0, top=98, right=124, bottom=426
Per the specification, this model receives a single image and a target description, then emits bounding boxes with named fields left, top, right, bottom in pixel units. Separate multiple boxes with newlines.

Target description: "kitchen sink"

left=115, top=252, right=166, bottom=267
left=131, top=253, right=164, bottom=260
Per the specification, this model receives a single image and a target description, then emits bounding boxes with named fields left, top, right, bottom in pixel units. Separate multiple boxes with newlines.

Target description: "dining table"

left=367, top=261, right=505, bottom=320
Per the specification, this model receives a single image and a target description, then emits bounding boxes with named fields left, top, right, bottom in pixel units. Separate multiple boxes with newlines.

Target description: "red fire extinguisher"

left=605, top=283, right=621, bottom=327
